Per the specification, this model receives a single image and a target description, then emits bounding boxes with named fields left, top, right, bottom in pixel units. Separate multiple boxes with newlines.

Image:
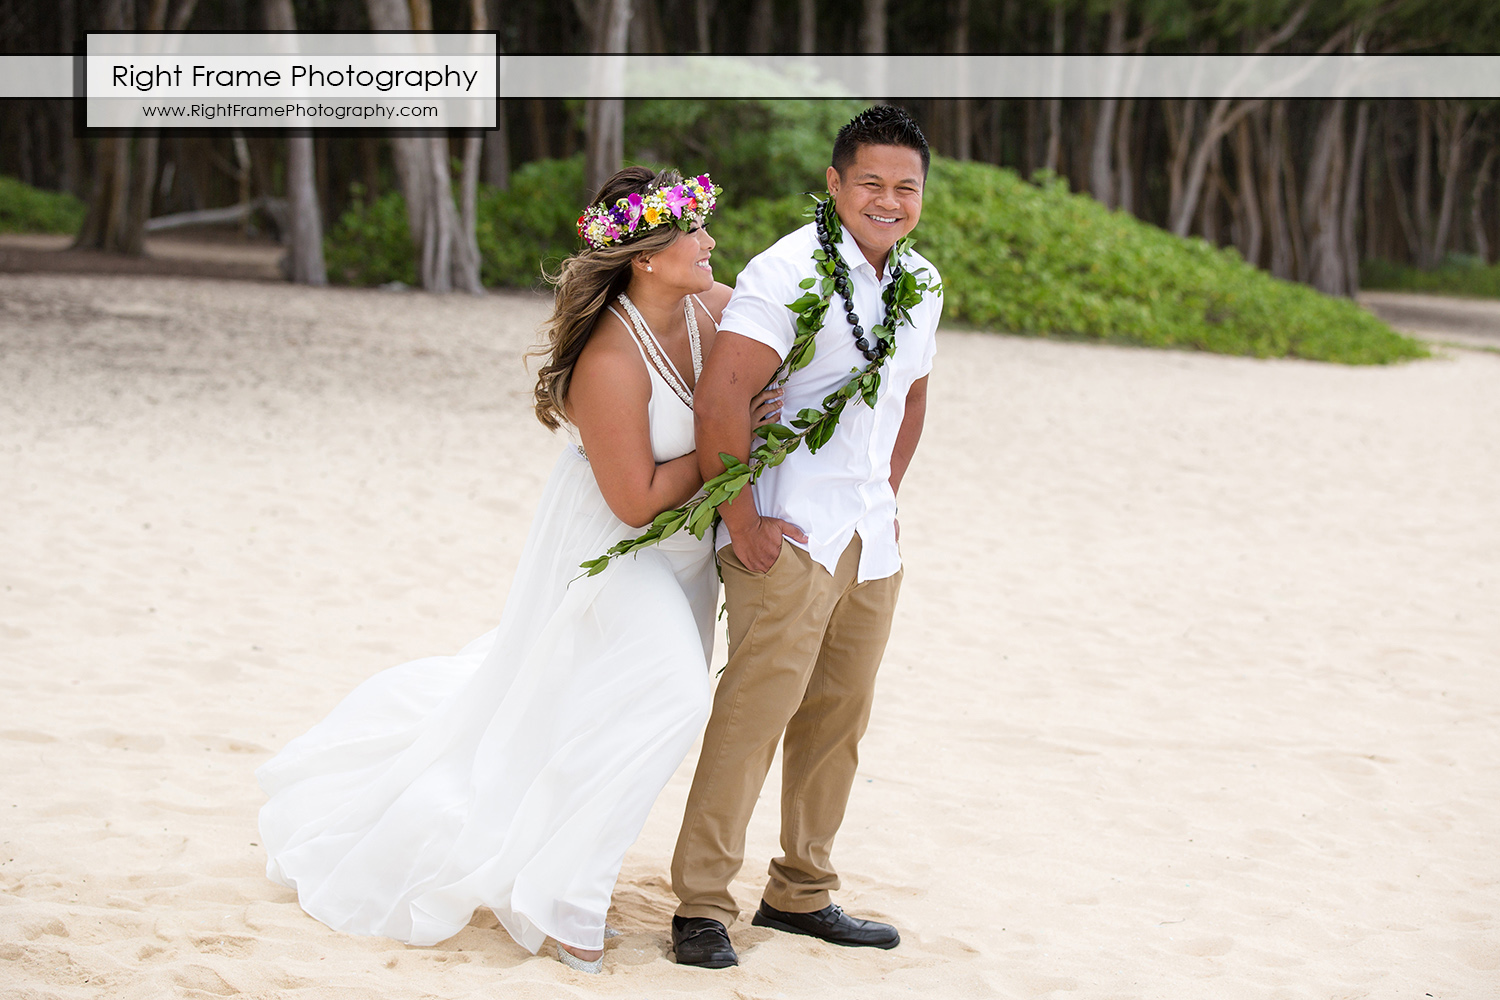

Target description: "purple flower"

left=625, top=192, right=644, bottom=223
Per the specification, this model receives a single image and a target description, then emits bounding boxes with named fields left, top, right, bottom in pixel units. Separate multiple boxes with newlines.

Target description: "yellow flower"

left=644, top=206, right=662, bottom=224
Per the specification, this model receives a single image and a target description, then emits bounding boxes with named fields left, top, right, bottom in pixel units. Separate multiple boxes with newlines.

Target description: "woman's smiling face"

left=640, top=222, right=716, bottom=294
left=826, top=143, right=925, bottom=271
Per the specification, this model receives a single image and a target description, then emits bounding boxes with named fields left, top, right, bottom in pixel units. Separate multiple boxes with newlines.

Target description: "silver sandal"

left=555, top=943, right=604, bottom=974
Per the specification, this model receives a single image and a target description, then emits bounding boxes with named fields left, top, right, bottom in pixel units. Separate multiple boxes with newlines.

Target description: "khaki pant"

left=671, top=534, right=902, bottom=925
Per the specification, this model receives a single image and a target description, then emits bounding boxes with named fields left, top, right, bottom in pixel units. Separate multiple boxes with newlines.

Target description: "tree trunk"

left=56, top=103, right=79, bottom=196
left=120, top=134, right=159, bottom=255
left=265, top=0, right=327, bottom=285
left=528, top=100, right=551, bottom=159
left=1023, top=99, right=1038, bottom=178
left=366, top=0, right=481, bottom=292
left=368, top=0, right=428, bottom=244
left=1383, top=108, right=1420, bottom=264
left=1338, top=101, right=1369, bottom=296
left=629, top=0, right=664, bottom=52
left=486, top=35, right=510, bottom=190
left=798, top=0, right=816, bottom=53
left=1042, top=3, right=1063, bottom=172
left=1200, top=140, right=1224, bottom=245
left=74, top=0, right=150, bottom=253
left=1282, top=125, right=1307, bottom=283
left=1164, top=99, right=1198, bottom=234
left=1232, top=117, right=1262, bottom=267
left=1088, top=2, right=1127, bottom=207
left=15, top=105, right=35, bottom=187
left=983, top=99, right=1003, bottom=165
left=1365, top=119, right=1383, bottom=261
left=460, top=0, right=486, bottom=273
left=74, top=137, right=126, bottom=251
left=949, top=0, right=971, bottom=160
left=1262, top=101, right=1295, bottom=280
left=583, top=0, right=631, bottom=198
left=748, top=0, right=774, bottom=51
left=55, top=0, right=79, bottom=194
left=1044, top=101, right=1062, bottom=173
left=860, top=0, right=887, bottom=53
left=1471, top=145, right=1498, bottom=264
left=1301, top=100, right=1347, bottom=296
left=586, top=100, right=625, bottom=199
left=1091, top=100, right=1118, bottom=206
left=1172, top=99, right=1263, bottom=238
left=1414, top=100, right=1433, bottom=266
left=695, top=0, right=712, bottom=52
left=485, top=103, right=510, bottom=189
left=231, top=134, right=253, bottom=236
left=420, top=135, right=481, bottom=294
left=282, top=137, right=326, bottom=284
left=1429, top=101, right=1470, bottom=269
left=1114, top=98, right=1135, bottom=215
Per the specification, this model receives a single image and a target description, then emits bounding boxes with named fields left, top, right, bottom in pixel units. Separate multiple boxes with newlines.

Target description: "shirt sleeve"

left=916, top=269, right=943, bottom=378
left=719, top=249, right=803, bottom=362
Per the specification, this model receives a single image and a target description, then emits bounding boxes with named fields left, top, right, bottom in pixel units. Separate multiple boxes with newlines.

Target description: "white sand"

left=2, top=272, right=1497, bottom=999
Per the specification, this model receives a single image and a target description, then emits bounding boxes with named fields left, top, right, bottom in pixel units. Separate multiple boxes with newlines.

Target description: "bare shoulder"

left=698, top=281, right=733, bottom=322
left=569, top=310, right=649, bottom=420
left=694, top=282, right=735, bottom=358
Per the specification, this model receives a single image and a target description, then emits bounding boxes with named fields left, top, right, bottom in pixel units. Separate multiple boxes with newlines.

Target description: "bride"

left=257, top=166, right=778, bottom=973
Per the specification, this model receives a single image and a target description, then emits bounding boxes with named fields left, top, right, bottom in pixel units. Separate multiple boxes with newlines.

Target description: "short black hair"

left=831, top=105, right=930, bottom=178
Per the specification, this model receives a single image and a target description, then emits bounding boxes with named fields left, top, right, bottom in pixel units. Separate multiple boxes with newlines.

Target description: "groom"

left=670, top=106, right=943, bottom=968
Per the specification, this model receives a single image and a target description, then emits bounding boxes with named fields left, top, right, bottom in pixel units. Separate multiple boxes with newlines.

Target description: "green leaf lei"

left=578, top=195, right=941, bottom=577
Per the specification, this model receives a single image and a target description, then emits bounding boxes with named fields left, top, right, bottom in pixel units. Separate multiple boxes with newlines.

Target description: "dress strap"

left=607, top=303, right=659, bottom=385
left=614, top=294, right=694, bottom=409
left=689, top=294, right=718, bottom=331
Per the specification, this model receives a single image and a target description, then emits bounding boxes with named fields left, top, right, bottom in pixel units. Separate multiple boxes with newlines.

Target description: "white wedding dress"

left=257, top=295, right=717, bottom=954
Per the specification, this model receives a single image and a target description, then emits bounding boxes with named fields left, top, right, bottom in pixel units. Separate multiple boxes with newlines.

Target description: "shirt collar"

left=832, top=213, right=893, bottom=284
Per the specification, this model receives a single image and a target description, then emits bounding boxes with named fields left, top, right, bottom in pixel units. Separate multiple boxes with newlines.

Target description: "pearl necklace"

left=616, top=292, right=702, bottom=409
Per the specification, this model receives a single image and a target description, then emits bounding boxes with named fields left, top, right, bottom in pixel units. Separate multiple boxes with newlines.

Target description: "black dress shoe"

left=672, top=915, right=738, bottom=968
left=751, top=900, right=900, bottom=949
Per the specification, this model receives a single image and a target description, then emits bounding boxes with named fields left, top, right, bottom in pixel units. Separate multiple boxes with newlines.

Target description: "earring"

left=646, top=264, right=653, bottom=272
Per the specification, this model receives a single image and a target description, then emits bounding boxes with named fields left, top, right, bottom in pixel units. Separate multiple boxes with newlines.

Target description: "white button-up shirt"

left=714, top=219, right=942, bottom=582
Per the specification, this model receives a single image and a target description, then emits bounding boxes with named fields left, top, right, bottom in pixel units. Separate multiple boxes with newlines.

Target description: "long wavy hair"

left=530, top=166, right=687, bottom=431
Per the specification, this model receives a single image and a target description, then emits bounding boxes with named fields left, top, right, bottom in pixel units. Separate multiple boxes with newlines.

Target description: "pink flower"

left=625, top=192, right=644, bottom=224
left=663, top=184, right=692, bottom=217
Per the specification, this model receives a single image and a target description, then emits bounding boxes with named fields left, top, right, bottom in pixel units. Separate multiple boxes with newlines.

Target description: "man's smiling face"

left=826, top=143, right=925, bottom=272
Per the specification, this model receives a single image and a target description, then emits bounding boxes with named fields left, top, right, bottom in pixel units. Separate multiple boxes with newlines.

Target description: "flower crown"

left=577, top=174, right=721, bottom=251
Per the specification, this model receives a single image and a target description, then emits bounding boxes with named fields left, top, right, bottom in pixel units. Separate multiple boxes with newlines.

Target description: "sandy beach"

left=1, top=270, right=1497, bottom=999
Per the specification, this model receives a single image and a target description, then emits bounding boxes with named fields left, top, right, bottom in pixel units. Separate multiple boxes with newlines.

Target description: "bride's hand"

left=751, top=387, right=784, bottom=427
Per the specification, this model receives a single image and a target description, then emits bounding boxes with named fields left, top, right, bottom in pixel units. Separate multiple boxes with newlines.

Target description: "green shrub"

left=1362, top=255, right=1500, bottom=299
left=706, top=191, right=810, bottom=286
left=911, top=159, right=1425, bottom=364
left=475, top=154, right=589, bottom=288
left=326, top=157, right=587, bottom=289
left=323, top=152, right=1424, bottom=365
left=707, top=159, right=1423, bottom=364
left=324, top=183, right=416, bottom=286
left=0, top=175, right=86, bottom=234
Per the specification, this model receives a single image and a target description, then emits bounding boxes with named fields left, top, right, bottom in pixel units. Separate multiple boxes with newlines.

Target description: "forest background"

left=4, top=0, right=1500, bottom=362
